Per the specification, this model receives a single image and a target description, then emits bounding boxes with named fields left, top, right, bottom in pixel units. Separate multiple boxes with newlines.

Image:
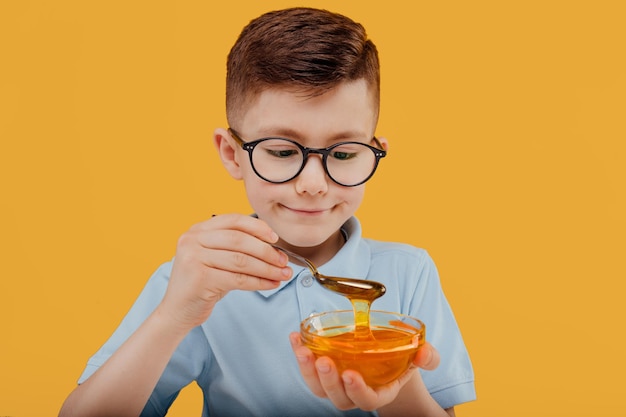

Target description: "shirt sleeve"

left=409, top=250, right=476, bottom=409
left=76, top=261, right=210, bottom=416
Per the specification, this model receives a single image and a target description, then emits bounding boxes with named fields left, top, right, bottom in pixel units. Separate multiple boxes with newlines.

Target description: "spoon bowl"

left=272, top=245, right=386, bottom=300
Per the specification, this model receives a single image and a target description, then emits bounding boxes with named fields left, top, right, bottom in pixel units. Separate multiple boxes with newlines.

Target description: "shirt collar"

left=257, top=216, right=371, bottom=298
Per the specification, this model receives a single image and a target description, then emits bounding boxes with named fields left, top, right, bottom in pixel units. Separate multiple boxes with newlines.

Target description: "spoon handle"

left=272, top=245, right=319, bottom=276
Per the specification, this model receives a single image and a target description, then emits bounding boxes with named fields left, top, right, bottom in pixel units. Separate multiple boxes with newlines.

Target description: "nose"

left=295, top=154, right=329, bottom=195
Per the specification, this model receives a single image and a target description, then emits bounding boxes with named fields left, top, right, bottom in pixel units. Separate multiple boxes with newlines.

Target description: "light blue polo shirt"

left=78, top=216, right=475, bottom=416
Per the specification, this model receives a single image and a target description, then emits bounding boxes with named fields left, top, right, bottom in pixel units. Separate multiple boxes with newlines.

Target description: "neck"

left=280, top=229, right=345, bottom=267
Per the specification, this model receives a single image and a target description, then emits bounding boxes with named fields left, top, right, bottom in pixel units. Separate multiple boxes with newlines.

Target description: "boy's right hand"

left=157, top=213, right=292, bottom=332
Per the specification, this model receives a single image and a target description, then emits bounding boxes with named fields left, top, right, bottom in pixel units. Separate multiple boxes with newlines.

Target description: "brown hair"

left=226, top=7, right=380, bottom=126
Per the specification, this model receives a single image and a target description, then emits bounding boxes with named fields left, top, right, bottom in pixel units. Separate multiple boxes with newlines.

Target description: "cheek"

left=236, top=153, right=263, bottom=185
left=242, top=176, right=276, bottom=210
left=344, top=185, right=366, bottom=206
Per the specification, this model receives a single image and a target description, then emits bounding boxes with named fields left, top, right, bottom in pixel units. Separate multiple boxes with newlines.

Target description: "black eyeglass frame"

left=228, top=128, right=387, bottom=187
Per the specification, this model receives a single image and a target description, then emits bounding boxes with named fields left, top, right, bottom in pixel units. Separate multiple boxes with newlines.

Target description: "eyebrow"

left=255, top=127, right=371, bottom=142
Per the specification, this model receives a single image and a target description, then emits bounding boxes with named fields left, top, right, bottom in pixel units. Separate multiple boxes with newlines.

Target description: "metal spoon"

left=272, top=245, right=386, bottom=301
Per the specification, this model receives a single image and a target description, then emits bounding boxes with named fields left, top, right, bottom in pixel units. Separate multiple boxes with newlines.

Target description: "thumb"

left=413, top=342, right=440, bottom=371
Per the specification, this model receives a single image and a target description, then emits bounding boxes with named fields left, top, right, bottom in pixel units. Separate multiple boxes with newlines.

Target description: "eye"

left=330, top=144, right=362, bottom=160
left=258, top=139, right=301, bottom=159
left=267, top=149, right=299, bottom=158
left=332, top=151, right=356, bottom=160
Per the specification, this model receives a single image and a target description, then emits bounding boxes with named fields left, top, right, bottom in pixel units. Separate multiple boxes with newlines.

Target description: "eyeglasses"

left=228, top=128, right=386, bottom=187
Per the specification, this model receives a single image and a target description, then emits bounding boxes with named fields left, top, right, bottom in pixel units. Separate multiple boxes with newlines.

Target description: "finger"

left=412, top=341, right=440, bottom=371
left=340, top=370, right=379, bottom=411
left=196, top=247, right=291, bottom=282
left=205, top=213, right=279, bottom=244
left=342, top=370, right=401, bottom=411
left=195, top=228, right=288, bottom=268
left=289, top=333, right=326, bottom=397
left=200, top=267, right=285, bottom=293
left=315, top=357, right=355, bottom=410
left=176, top=223, right=290, bottom=280
left=170, top=257, right=284, bottom=300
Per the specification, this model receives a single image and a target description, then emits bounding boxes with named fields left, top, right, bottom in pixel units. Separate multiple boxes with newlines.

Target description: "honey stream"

left=273, top=245, right=386, bottom=339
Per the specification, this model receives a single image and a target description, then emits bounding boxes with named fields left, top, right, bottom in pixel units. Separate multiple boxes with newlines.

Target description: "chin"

left=272, top=225, right=329, bottom=247
left=289, top=239, right=328, bottom=251
left=277, top=233, right=324, bottom=249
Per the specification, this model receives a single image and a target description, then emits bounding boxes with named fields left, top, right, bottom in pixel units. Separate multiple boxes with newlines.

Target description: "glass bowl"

left=300, top=310, right=425, bottom=388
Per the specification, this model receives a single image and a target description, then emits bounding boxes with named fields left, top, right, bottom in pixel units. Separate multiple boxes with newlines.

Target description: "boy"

left=59, top=7, right=475, bottom=416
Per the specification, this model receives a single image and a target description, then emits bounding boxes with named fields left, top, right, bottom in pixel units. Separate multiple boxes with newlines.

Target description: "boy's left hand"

left=288, top=332, right=440, bottom=411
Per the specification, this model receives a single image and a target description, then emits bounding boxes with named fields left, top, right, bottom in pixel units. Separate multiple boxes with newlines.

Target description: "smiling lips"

left=283, top=205, right=332, bottom=215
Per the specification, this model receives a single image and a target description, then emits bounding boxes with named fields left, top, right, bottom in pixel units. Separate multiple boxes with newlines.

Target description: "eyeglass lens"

left=251, top=139, right=378, bottom=186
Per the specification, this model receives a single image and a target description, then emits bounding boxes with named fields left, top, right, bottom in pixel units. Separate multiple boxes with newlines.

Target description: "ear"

left=377, top=136, right=390, bottom=151
left=214, top=128, right=243, bottom=180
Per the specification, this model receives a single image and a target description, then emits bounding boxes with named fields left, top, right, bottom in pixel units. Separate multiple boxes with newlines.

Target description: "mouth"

left=281, top=204, right=332, bottom=216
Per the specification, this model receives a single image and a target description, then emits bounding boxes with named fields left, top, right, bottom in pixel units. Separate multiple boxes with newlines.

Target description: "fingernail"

left=278, top=251, right=289, bottom=265
left=342, top=374, right=353, bottom=385
left=424, top=345, right=433, bottom=364
left=316, top=363, right=330, bottom=374
left=282, top=267, right=292, bottom=278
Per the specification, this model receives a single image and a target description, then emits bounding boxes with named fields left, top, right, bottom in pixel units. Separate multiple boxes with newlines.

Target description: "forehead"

left=238, top=80, right=379, bottom=141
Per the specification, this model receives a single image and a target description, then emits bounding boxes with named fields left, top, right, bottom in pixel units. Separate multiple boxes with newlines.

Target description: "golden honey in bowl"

left=300, top=310, right=425, bottom=388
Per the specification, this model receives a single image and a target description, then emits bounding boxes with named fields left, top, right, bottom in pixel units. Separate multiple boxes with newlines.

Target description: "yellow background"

left=1, top=1, right=624, bottom=416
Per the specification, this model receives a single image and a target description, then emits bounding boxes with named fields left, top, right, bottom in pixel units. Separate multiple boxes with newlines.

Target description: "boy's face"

left=217, top=79, right=384, bottom=255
